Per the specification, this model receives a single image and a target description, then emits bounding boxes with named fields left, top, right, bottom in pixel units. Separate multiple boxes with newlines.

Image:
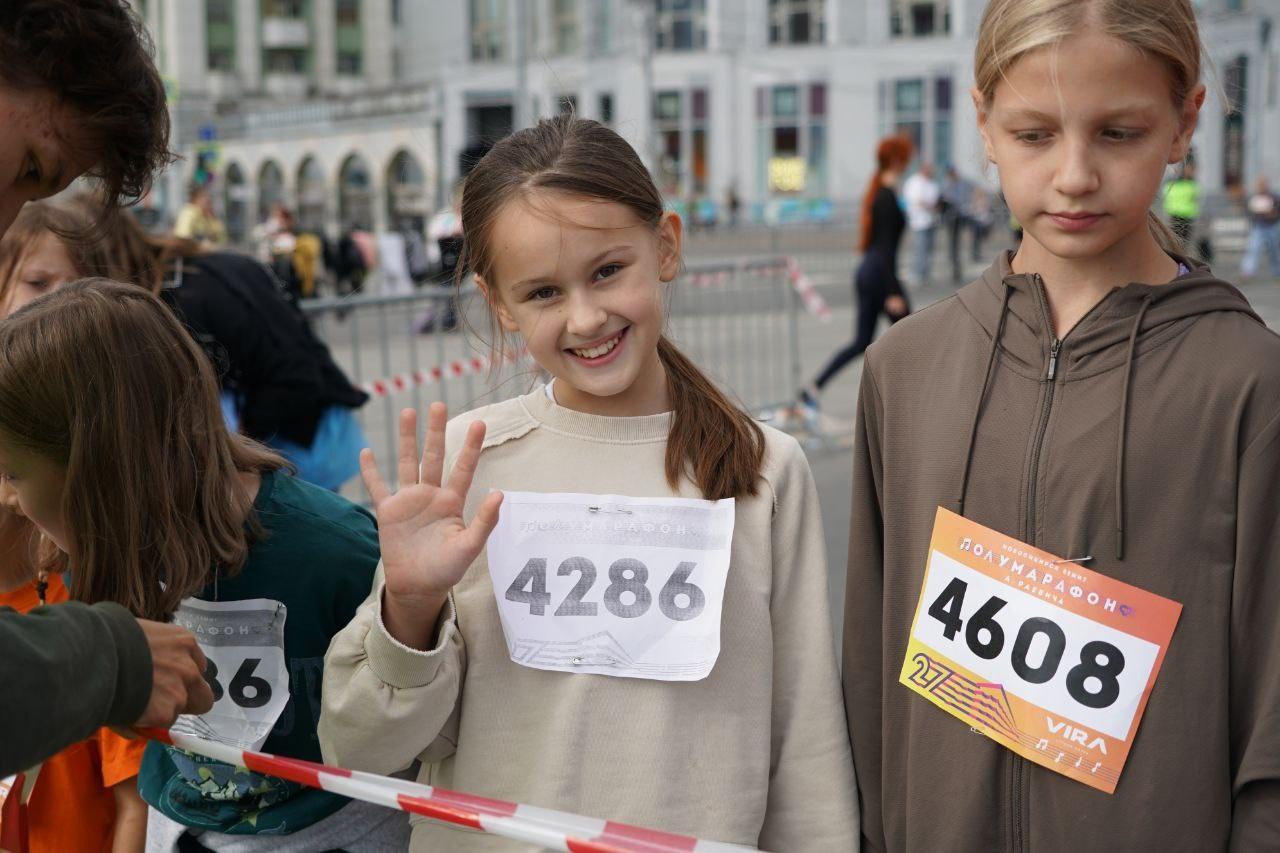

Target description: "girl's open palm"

left=361, top=403, right=503, bottom=603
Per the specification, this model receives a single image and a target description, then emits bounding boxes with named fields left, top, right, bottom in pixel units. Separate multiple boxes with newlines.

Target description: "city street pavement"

left=801, top=253, right=1280, bottom=646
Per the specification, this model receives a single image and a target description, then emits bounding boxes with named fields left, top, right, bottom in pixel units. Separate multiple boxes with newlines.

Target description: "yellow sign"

left=768, top=157, right=806, bottom=193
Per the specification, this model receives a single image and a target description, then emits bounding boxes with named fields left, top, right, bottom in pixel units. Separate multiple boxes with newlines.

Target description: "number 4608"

left=928, top=577, right=1126, bottom=710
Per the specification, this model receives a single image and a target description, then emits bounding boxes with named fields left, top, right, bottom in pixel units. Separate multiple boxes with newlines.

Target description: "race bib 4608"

left=900, top=508, right=1182, bottom=794
left=486, top=491, right=736, bottom=682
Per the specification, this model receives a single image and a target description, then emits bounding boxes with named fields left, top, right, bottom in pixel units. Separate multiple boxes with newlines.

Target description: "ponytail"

left=1147, top=209, right=1186, bottom=258
left=658, top=336, right=765, bottom=501
left=857, top=172, right=884, bottom=253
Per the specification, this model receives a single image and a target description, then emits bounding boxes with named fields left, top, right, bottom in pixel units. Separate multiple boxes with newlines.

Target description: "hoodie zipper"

left=1008, top=275, right=1062, bottom=853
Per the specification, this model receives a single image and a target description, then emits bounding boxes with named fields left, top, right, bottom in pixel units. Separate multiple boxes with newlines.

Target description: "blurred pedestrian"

left=1242, top=176, right=1280, bottom=279
left=941, top=165, right=973, bottom=283
left=903, top=162, right=941, bottom=284
left=798, top=135, right=915, bottom=421
left=173, top=184, right=226, bottom=249
left=1163, top=161, right=1201, bottom=253
left=725, top=183, right=741, bottom=227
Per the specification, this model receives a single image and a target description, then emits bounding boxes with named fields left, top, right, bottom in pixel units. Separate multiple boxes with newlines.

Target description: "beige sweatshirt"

left=318, top=388, right=858, bottom=851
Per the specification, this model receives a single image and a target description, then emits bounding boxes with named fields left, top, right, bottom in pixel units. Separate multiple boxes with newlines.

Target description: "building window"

left=588, top=0, right=611, bottom=56
left=598, top=92, right=614, bottom=125
left=336, top=0, right=362, bottom=75
left=470, top=0, right=508, bottom=62
left=878, top=74, right=953, bottom=166
left=889, top=0, right=950, bottom=38
left=768, top=0, right=824, bottom=45
left=206, top=0, right=236, bottom=71
left=756, top=82, right=827, bottom=196
left=553, top=0, right=579, bottom=54
left=654, top=87, right=710, bottom=196
left=1223, top=55, right=1247, bottom=187
left=336, top=0, right=359, bottom=26
left=264, top=48, right=308, bottom=72
left=263, top=0, right=307, bottom=17
left=654, top=0, right=707, bottom=51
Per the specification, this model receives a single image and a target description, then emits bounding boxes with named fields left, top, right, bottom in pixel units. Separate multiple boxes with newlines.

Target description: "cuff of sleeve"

left=96, top=602, right=153, bottom=728
left=365, top=584, right=458, bottom=689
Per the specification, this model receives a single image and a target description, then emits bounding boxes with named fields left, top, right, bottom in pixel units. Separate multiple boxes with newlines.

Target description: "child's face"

left=975, top=30, right=1204, bottom=264
left=0, top=439, right=69, bottom=554
left=483, top=193, right=681, bottom=415
left=5, top=232, right=79, bottom=317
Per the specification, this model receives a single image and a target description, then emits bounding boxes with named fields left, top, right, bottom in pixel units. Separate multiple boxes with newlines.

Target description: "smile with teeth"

left=569, top=330, right=624, bottom=359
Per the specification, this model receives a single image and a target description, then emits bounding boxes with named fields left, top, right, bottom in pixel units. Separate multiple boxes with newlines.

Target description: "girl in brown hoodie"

left=845, top=1, right=1280, bottom=851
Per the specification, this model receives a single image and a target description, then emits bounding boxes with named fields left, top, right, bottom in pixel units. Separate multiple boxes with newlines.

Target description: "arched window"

left=223, top=162, right=248, bottom=243
left=338, top=152, right=373, bottom=230
left=385, top=149, right=427, bottom=232
left=296, top=156, right=327, bottom=233
left=257, top=160, right=285, bottom=223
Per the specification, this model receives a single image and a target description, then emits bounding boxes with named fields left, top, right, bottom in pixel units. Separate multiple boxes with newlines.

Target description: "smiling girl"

left=843, top=1, right=1280, bottom=850
left=319, top=116, right=858, bottom=851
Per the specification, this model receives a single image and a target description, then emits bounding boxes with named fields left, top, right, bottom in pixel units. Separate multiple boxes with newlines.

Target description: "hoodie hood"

left=957, top=251, right=1262, bottom=379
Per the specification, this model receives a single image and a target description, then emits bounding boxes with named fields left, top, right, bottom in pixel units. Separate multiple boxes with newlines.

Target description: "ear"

left=656, top=211, right=683, bottom=283
left=476, top=274, right=520, bottom=333
left=1169, top=82, right=1207, bottom=165
left=971, top=87, right=996, bottom=163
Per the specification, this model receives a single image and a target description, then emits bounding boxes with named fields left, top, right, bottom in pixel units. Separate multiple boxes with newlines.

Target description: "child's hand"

left=361, top=403, right=503, bottom=649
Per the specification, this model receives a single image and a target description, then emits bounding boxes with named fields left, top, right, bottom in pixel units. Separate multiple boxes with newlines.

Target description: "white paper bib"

left=486, top=491, right=736, bottom=681
left=170, top=597, right=290, bottom=750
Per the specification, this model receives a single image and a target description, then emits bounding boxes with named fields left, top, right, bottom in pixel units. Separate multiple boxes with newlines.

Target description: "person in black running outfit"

left=800, top=135, right=914, bottom=414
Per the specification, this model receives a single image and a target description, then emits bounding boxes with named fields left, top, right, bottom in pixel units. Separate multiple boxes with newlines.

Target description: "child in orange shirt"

left=0, top=511, right=147, bottom=853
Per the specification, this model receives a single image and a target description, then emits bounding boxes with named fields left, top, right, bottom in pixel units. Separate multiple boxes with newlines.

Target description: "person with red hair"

left=799, top=135, right=914, bottom=418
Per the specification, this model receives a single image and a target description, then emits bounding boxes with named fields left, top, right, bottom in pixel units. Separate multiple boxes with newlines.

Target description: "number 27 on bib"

left=900, top=508, right=1181, bottom=793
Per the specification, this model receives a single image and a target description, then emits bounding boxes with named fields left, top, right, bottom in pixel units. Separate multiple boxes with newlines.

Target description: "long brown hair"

left=0, top=279, right=284, bottom=620
left=459, top=115, right=765, bottom=500
left=858, top=135, right=914, bottom=252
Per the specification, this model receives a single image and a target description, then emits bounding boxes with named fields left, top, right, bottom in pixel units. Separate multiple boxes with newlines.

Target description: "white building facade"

left=135, top=0, right=1280, bottom=233
left=403, top=0, right=1280, bottom=224
left=132, top=0, right=438, bottom=242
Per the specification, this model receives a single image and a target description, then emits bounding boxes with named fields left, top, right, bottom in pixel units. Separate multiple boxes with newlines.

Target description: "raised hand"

left=361, top=402, right=503, bottom=649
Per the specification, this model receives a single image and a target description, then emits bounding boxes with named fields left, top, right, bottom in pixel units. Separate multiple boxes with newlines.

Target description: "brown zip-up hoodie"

left=844, top=252, right=1280, bottom=852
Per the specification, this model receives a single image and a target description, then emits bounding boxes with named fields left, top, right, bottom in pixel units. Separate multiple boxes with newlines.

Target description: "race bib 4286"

left=486, top=491, right=736, bottom=682
left=900, top=508, right=1182, bottom=793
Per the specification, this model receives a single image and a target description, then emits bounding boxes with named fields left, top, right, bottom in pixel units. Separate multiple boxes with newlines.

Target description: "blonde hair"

left=974, top=0, right=1204, bottom=255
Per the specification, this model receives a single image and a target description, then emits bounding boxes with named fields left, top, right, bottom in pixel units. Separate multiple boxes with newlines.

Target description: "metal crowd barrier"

left=301, top=256, right=829, bottom=499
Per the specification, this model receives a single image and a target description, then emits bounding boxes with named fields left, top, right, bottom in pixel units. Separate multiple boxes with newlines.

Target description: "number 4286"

left=505, top=557, right=706, bottom=621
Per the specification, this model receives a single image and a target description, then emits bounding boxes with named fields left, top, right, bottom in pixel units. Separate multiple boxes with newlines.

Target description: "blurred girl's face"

left=0, top=438, right=68, bottom=553
left=5, top=232, right=78, bottom=316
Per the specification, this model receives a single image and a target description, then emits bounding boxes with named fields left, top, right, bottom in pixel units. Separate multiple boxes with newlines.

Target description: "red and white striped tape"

left=138, top=729, right=755, bottom=853
left=360, top=349, right=527, bottom=399
left=784, top=257, right=832, bottom=322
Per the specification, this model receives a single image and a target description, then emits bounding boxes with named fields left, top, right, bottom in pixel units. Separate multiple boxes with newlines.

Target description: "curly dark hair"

left=0, top=0, right=171, bottom=208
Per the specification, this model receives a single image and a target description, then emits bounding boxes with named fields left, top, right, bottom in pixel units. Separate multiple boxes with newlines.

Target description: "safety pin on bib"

left=587, top=505, right=633, bottom=515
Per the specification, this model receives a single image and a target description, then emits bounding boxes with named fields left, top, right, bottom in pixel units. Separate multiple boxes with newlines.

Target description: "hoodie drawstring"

left=1115, top=293, right=1153, bottom=561
left=957, top=282, right=1014, bottom=517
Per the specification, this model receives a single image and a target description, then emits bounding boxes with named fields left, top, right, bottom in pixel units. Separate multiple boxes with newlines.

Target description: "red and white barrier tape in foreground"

left=137, top=729, right=756, bottom=853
